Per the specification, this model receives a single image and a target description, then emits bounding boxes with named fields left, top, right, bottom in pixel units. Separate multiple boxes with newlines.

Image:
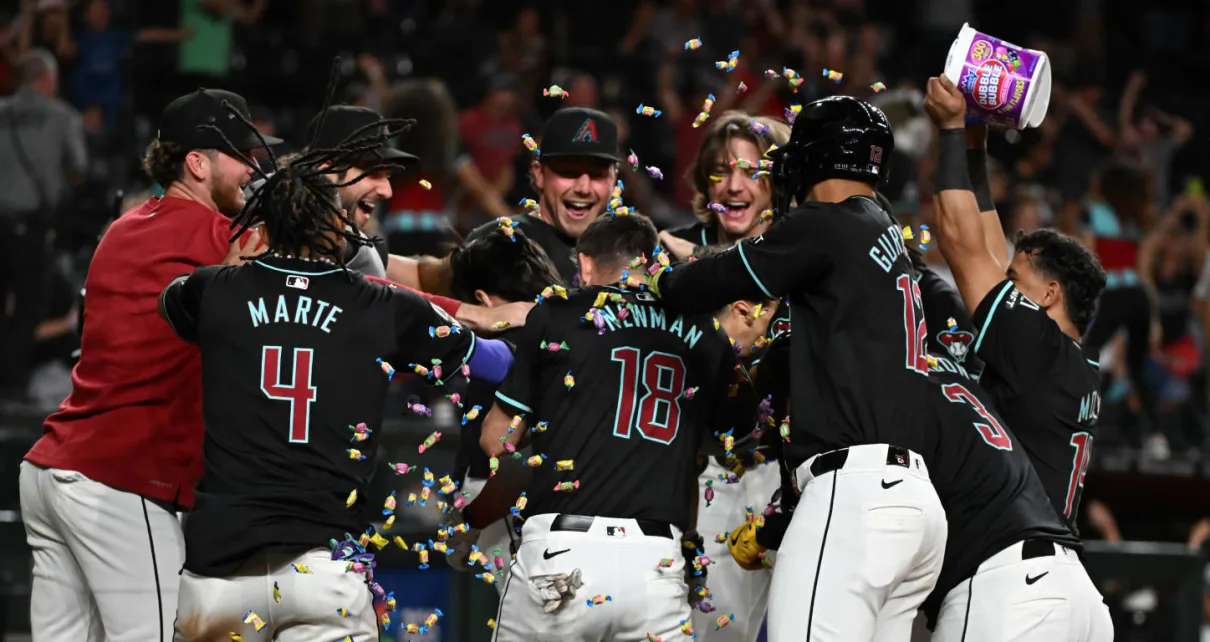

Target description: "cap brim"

left=228, top=131, right=284, bottom=150
left=374, top=147, right=419, bottom=162
left=539, top=151, right=622, bottom=163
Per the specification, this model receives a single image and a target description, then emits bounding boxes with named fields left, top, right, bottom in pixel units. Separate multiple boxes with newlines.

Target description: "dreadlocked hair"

left=204, top=57, right=418, bottom=273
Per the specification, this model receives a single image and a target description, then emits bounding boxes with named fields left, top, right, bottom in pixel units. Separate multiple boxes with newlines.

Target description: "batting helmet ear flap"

left=770, top=147, right=803, bottom=216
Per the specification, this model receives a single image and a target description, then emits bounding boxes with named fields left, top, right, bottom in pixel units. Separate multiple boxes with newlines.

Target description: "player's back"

left=920, top=354, right=1078, bottom=623
left=496, top=286, right=753, bottom=531
left=778, top=196, right=934, bottom=465
left=179, top=257, right=473, bottom=573
left=972, top=280, right=1102, bottom=537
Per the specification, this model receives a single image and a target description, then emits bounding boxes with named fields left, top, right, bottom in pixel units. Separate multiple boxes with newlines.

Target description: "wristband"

left=967, top=149, right=996, bottom=212
left=933, top=129, right=973, bottom=194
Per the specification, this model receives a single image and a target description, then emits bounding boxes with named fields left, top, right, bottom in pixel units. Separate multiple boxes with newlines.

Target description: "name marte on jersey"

left=869, top=223, right=908, bottom=273
left=599, top=304, right=704, bottom=349
left=247, top=295, right=343, bottom=334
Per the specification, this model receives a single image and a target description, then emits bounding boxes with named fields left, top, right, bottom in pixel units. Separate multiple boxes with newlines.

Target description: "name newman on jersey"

left=598, top=302, right=708, bottom=349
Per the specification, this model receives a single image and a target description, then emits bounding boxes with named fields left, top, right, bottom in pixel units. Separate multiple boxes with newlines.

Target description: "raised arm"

left=965, top=124, right=1009, bottom=265
left=922, top=76, right=1006, bottom=313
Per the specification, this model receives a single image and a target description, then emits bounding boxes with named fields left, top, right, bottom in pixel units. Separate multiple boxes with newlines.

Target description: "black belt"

left=809, top=445, right=911, bottom=478
left=550, top=514, right=674, bottom=539
left=1022, top=539, right=1060, bottom=560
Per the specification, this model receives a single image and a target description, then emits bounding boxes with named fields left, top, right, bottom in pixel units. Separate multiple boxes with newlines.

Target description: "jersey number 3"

left=942, top=383, right=1012, bottom=450
left=261, top=346, right=317, bottom=444
left=611, top=347, right=686, bottom=444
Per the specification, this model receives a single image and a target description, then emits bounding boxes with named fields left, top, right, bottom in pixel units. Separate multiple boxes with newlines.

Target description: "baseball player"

left=651, top=95, right=948, bottom=641
left=684, top=244, right=781, bottom=642
left=159, top=146, right=516, bottom=641
left=444, top=225, right=565, bottom=590
left=478, top=213, right=757, bottom=641
left=258, top=103, right=532, bottom=331
left=464, top=107, right=624, bottom=283
left=19, top=88, right=277, bottom=642
left=924, top=76, right=1108, bottom=537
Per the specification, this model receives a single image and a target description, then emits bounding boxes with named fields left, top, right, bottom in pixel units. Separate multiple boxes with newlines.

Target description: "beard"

left=212, top=176, right=247, bottom=219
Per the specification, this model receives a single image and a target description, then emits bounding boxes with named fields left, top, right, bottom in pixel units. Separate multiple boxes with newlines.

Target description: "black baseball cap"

left=538, top=107, right=620, bottom=162
left=304, top=105, right=418, bottom=163
left=157, top=88, right=283, bottom=152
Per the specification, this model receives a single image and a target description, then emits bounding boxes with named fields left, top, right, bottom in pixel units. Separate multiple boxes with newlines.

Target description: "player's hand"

left=726, top=522, right=768, bottom=571
left=223, top=227, right=264, bottom=266
left=658, top=231, right=697, bottom=263
left=923, top=76, right=967, bottom=130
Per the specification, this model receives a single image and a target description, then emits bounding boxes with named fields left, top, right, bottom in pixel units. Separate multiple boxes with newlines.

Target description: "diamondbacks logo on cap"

left=572, top=118, right=598, bottom=143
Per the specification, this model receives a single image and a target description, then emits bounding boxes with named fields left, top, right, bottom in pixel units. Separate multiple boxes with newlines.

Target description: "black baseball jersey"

left=973, top=280, right=1101, bottom=538
left=916, top=266, right=983, bottom=377
left=493, top=285, right=756, bottom=531
left=919, top=353, right=1079, bottom=625
left=160, top=257, right=475, bottom=576
left=657, top=195, right=934, bottom=469
left=466, top=214, right=577, bottom=285
left=666, top=220, right=720, bottom=247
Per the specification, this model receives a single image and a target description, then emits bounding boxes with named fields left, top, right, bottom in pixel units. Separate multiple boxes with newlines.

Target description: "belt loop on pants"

left=1021, top=539, right=1057, bottom=560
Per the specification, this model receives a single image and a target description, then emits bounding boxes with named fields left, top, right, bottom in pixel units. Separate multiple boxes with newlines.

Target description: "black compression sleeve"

left=933, top=129, right=973, bottom=194
left=967, top=148, right=996, bottom=212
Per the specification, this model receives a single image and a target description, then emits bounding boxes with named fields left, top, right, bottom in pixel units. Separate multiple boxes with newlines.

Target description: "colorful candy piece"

left=564, top=371, right=575, bottom=390
left=383, top=491, right=397, bottom=514
left=635, top=104, right=663, bottom=118
left=376, top=358, right=395, bottom=380
left=946, top=317, right=958, bottom=330
left=684, top=38, right=702, bottom=50
left=388, top=462, right=412, bottom=475
left=646, top=166, right=664, bottom=180
left=476, top=572, right=498, bottom=585
left=736, top=81, right=748, bottom=93
left=462, top=405, right=483, bottom=425
left=511, top=492, right=528, bottom=516
left=628, top=148, right=640, bottom=171
left=919, top=225, right=932, bottom=250
left=541, top=340, right=570, bottom=352
left=229, top=634, right=243, bottom=642
left=273, top=581, right=281, bottom=603
left=532, top=421, right=550, bottom=433
left=779, top=416, right=791, bottom=442
left=418, top=179, right=433, bottom=190
left=749, top=120, right=770, bottom=135
left=715, top=614, right=736, bottom=630
left=418, top=431, right=442, bottom=453
left=345, top=489, right=358, bottom=507
left=243, top=611, right=267, bottom=632
left=349, top=422, right=370, bottom=443
left=293, top=563, right=313, bottom=573
left=429, top=325, right=460, bottom=338
left=822, top=68, right=844, bottom=84
left=526, top=454, right=547, bottom=468
left=543, top=85, right=569, bottom=99
left=680, top=619, right=697, bottom=638
left=871, top=81, right=886, bottom=93
left=704, top=480, right=715, bottom=507
left=522, top=133, right=539, bottom=154
left=555, top=459, right=574, bottom=471
left=683, top=386, right=699, bottom=400
left=554, top=480, right=580, bottom=492
left=587, top=594, right=613, bottom=606
left=407, top=402, right=432, bottom=417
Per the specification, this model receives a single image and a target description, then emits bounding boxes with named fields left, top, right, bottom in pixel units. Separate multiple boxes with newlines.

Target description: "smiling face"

left=533, top=156, right=617, bottom=238
left=206, top=150, right=255, bottom=218
left=337, top=166, right=393, bottom=228
left=707, top=137, right=774, bottom=241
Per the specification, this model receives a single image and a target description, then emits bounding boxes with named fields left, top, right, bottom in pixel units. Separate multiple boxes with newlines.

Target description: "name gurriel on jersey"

left=599, top=303, right=704, bottom=350
left=868, top=223, right=908, bottom=273
left=247, top=295, right=344, bottom=334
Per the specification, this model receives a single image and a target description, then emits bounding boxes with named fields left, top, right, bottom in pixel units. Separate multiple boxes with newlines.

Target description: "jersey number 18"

left=611, top=347, right=686, bottom=445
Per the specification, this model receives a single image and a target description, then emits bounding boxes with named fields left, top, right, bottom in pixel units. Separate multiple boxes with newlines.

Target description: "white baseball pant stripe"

left=461, top=474, right=519, bottom=595
left=19, top=461, right=185, bottom=642
left=930, top=540, right=1113, bottom=642
left=493, top=513, right=691, bottom=642
left=174, top=548, right=377, bottom=641
left=692, top=459, right=780, bottom=642
left=767, top=444, right=947, bottom=642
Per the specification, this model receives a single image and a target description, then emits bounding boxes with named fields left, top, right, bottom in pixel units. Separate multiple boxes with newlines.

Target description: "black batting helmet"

left=769, top=95, right=894, bottom=214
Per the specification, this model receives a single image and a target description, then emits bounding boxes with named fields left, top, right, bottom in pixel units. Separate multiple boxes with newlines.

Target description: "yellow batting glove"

left=726, top=522, right=767, bottom=571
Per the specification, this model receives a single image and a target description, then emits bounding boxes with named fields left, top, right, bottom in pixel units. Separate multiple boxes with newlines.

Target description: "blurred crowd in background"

left=1, top=0, right=1210, bottom=637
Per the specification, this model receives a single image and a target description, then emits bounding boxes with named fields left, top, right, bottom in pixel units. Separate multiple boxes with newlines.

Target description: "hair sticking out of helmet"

left=768, top=95, right=894, bottom=214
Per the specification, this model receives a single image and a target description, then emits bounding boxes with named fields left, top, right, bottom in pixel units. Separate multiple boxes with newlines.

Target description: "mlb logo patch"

left=286, top=275, right=310, bottom=290
left=606, top=526, right=626, bottom=537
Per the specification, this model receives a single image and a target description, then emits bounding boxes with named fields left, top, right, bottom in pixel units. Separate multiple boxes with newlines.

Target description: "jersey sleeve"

left=390, top=287, right=476, bottom=383
left=972, top=279, right=1065, bottom=392
left=492, top=303, right=551, bottom=415
left=159, top=266, right=217, bottom=343
left=657, top=208, right=827, bottom=312
left=363, top=275, right=462, bottom=317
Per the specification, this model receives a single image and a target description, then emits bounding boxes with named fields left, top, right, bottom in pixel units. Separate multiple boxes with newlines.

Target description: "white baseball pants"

left=492, top=513, right=692, bottom=642
left=692, top=459, right=780, bottom=642
left=20, top=461, right=185, bottom=642
left=174, top=547, right=378, bottom=641
left=930, top=540, right=1114, bottom=642
left=767, top=444, right=947, bottom=642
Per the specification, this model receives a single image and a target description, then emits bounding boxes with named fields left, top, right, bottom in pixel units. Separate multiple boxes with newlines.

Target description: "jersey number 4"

left=895, top=274, right=929, bottom=375
left=261, top=346, right=317, bottom=444
left=611, top=347, right=686, bottom=444
left=942, top=383, right=1012, bottom=450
